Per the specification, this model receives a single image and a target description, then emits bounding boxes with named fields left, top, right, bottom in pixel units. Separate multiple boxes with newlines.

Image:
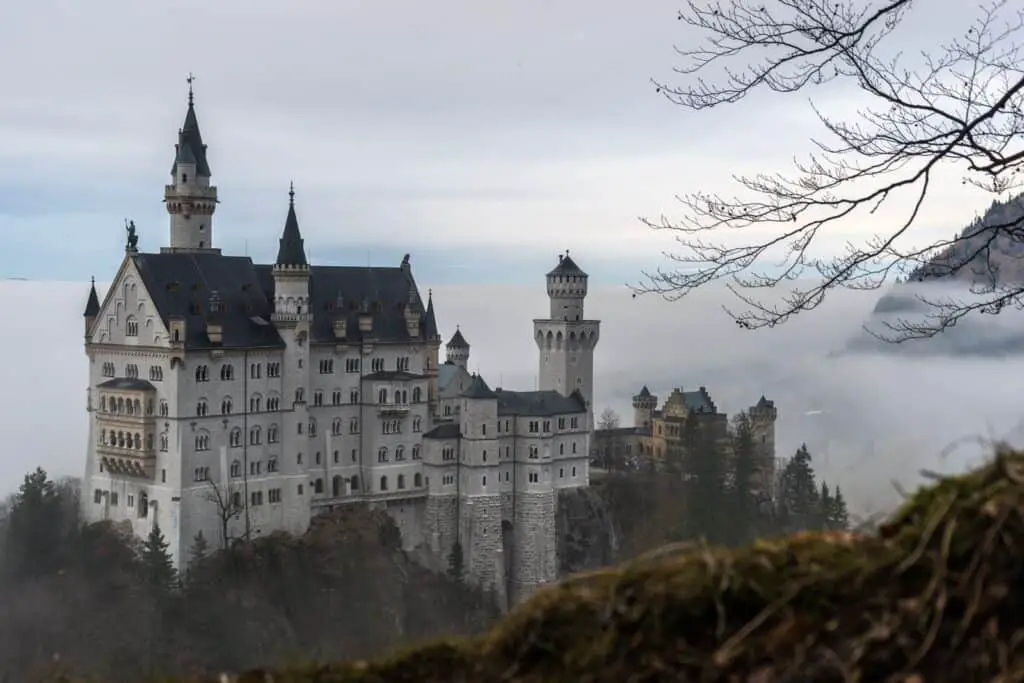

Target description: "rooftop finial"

left=289, top=181, right=295, bottom=206
left=90, top=276, right=95, bottom=287
left=186, top=73, right=196, bottom=106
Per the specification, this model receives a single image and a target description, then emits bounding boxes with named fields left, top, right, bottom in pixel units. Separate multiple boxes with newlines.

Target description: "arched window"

left=412, top=387, right=422, bottom=403
left=126, top=317, right=138, bottom=337
left=379, top=475, right=388, bottom=491
left=267, top=458, right=278, bottom=473
left=308, top=418, right=318, bottom=437
left=267, top=424, right=279, bottom=443
left=397, top=474, right=406, bottom=489
left=332, top=418, right=342, bottom=435
left=221, top=397, right=233, bottom=415
left=412, top=444, right=421, bottom=460
left=159, top=400, right=168, bottom=417
left=377, top=447, right=388, bottom=463
left=332, top=475, right=342, bottom=497
left=378, top=388, right=388, bottom=404
left=230, top=427, right=242, bottom=447
left=195, top=365, right=209, bottom=382
left=196, top=399, right=208, bottom=417
left=414, top=472, right=423, bottom=487
left=350, top=475, right=360, bottom=491
left=412, top=416, right=422, bottom=432
left=230, top=460, right=241, bottom=477
left=295, top=388, right=305, bottom=403
left=220, top=364, right=234, bottom=381
left=249, top=425, right=262, bottom=445
left=314, top=478, right=324, bottom=494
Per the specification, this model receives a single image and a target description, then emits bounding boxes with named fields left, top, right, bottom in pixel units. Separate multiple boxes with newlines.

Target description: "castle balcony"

left=97, top=445, right=156, bottom=480
left=164, top=185, right=218, bottom=200
left=377, top=402, right=411, bottom=416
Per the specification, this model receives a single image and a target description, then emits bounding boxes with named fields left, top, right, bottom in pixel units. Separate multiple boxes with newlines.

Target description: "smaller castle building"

left=592, top=385, right=778, bottom=491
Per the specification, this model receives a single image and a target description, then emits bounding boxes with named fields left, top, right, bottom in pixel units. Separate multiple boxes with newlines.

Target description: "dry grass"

left=200, top=448, right=1024, bottom=682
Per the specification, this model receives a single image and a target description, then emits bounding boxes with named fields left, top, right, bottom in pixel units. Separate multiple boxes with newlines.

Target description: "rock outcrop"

left=209, top=449, right=1024, bottom=682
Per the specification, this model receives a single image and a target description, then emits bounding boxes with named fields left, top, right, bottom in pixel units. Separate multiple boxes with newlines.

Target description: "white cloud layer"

left=4, top=279, right=1023, bottom=523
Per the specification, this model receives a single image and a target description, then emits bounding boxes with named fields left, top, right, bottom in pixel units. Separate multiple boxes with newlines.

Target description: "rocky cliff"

left=556, top=486, right=620, bottom=576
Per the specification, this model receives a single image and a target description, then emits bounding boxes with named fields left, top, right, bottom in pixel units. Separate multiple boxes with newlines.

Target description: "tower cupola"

left=271, top=184, right=311, bottom=323
left=546, top=250, right=588, bottom=320
left=164, top=75, right=219, bottom=253
left=446, top=327, right=470, bottom=369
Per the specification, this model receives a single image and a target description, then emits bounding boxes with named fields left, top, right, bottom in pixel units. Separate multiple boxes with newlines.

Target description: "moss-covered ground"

left=175, top=449, right=1024, bottom=681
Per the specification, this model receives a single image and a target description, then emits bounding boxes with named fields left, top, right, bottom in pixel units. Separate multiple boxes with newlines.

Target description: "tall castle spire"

left=163, top=74, right=219, bottom=254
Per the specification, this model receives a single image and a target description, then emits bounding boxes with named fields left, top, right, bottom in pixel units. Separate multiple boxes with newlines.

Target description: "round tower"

left=748, top=395, right=779, bottom=494
left=632, top=386, right=657, bottom=429
left=446, top=327, right=470, bottom=369
left=164, top=76, right=218, bottom=253
left=546, top=250, right=588, bottom=321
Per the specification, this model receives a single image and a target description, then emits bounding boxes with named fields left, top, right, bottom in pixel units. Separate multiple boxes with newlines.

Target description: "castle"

left=80, top=84, right=599, bottom=607
left=592, top=385, right=778, bottom=489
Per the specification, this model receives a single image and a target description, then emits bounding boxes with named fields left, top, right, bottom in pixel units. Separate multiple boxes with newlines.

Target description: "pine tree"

left=140, top=524, right=176, bottom=593
left=728, top=412, right=759, bottom=546
left=2, top=468, right=66, bottom=580
left=678, top=413, right=729, bottom=544
left=777, top=444, right=821, bottom=532
left=188, top=530, right=210, bottom=571
left=819, top=482, right=833, bottom=529
left=447, top=540, right=465, bottom=583
left=828, top=486, right=851, bottom=531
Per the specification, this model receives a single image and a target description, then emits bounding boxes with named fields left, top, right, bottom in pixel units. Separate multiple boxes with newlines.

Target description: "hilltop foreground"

left=191, top=449, right=1024, bottom=682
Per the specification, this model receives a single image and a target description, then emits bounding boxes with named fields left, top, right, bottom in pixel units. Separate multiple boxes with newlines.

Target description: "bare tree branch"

left=203, top=478, right=244, bottom=550
left=638, top=0, right=1024, bottom=341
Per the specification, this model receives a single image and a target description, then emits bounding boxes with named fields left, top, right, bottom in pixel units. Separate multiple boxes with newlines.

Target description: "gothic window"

left=126, top=400, right=135, bottom=417
left=414, top=472, right=422, bottom=487
left=267, top=395, right=280, bottom=411
left=138, top=491, right=149, bottom=518
left=559, top=443, right=564, bottom=455
left=350, top=389, right=359, bottom=404
left=193, top=467, right=210, bottom=482
left=371, top=358, right=384, bottom=372
left=319, top=359, right=334, bottom=374
left=100, top=396, right=107, bottom=412
left=331, top=418, right=342, bottom=436
left=412, top=387, right=422, bottom=403
left=221, top=397, right=233, bottom=415
left=149, top=366, right=163, bottom=382
left=315, top=451, right=321, bottom=465
left=133, top=433, right=141, bottom=449
left=377, top=447, right=388, bottom=463
left=249, top=425, right=262, bottom=445
left=295, top=388, right=305, bottom=403
left=250, top=394, right=262, bottom=412
left=313, top=390, right=323, bottom=406
left=250, top=363, right=261, bottom=379
left=267, top=457, right=278, bottom=473
left=195, top=365, right=210, bottom=382
left=159, top=400, right=168, bottom=417
left=229, top=428, right=242, bottom=447
left=125, top=364, right=139, bottom=379
left=349, top=419, right=359, bottom=434
left=314, top=478, right=324, bottom=494
left=444, top=405, right=452, bottom=417
left=267, top=362, right=281, bottom=378
left=333, top=450, right=339, bottom=464
left=572, top=441, right=577, bottom=454
left=529, top=446, right=539, bottom=459
left=351, top=475, right=360, bottom=491
left=412, top=445, right=421, bottom=460
left=308, top=418, right=317, bottom=437
left=159, top=434, right=168, bottom=451
left=297, top=453, right=303, bottom=465
left=396, top=357, right=410, bottom=372
left=126, top=317, right=139, bottom=337
left=220, top=364, right=234, bottom=381
left=196, top=399, right=208, bottom=417
left=345, top=358, right=359, bottom=373
left=331, top=390, right=342, bottom=405
left=195, top=432, right=210, bottom=451
left=102, top=362, right=115, bottom=377
left=397, top=474, right=406, bottom=490
left=230, top=460, right=241, bottom=477
left=378, top=388, right=388, bottom=404
left=267, top=424, right=279, bottom=443
left=332, top=475, right=342, bottom=497
left=268, top=488, right=282, bottom=503
left=379, top=475, right=388, bottom=491
left=482, top=475, right=487, bottom=487
left=528, top=472, right=539, bottom=483
left=395, top=446, right=405, bottom=461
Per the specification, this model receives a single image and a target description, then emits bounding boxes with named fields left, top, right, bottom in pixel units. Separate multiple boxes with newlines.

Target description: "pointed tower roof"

left=637, top=385, right=652, bottom=398
left=83, top=277, right=100, bottom=317
left=275, top=183, right=308, bottom=267
left=461, top=373, right=497, bottom=399
left=423, top=289, right=439, bottom=339
left=447, top=326, right=469, bottom=349
left=171, top=76, right=211, bottom=177
left=547, top=250, right=587, bottom=277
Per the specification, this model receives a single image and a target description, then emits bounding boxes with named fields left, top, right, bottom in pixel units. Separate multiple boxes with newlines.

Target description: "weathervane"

left=187, top=73, right=196, bottom=105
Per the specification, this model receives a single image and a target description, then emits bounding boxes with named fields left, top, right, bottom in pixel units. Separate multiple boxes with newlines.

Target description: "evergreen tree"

left=777, top=444, right=821, bottom=532
left=447, top=540, right=465, bottom=583
left=678, top=412, right=729, bottom=544
left=2, top=468, right=67, bottom=580
left=188, top=530, right=210, bottom=571
left=827, top=486, right=851, bottom=531
left=140, top=524, right=176, bottom=593
left=728, top=412, right=759, bottom=546
left=819, top=482, right=833, bottom=529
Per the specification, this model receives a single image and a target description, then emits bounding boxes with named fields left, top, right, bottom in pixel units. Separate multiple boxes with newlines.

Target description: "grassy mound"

left=216, top=450, right=1024, bottom=682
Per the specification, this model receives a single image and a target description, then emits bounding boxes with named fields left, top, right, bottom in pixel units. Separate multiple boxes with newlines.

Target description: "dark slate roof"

left=275, top=187, right=308, bottom=267
left=363, top=370, right=427, bottom=382
left=171, top=97, right=211, bottom=178
left=461, top=374, right=497, bottom=399
left=667, top=386, right=717, bottom=414
left=636, top=385, right=652, bottom=399
left=424, top=292, right=439, bottom=339
left=594, top=426, right=639, bottom=438
left=84, top=278, right=100, bottom=317
left=447, top=327, right=469, bottom=349
left=495, top=388, right=586, bottom=417
left=547, top=252, right=587, bottom=277
left=755, top=395, right=775, bottom=410
left=253, top=263, right=432, bottom=346
left=98, top=378, right=156, bottom=391
left=132, top=252, right=285, bottom=351
left=424, top=422, right=461, bottom=439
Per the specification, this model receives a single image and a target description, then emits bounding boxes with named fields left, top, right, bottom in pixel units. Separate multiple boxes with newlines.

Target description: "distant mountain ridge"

left=847, top=193, right=1024, bottom=357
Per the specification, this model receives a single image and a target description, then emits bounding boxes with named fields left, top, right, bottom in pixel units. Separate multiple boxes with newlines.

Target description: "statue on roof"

left=125, top=219, right=138, bottom=251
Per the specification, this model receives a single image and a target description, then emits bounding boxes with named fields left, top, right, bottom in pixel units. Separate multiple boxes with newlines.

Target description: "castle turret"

left=748, top=395, right=779, bottom=496
left=83, top=277, right=100, bottom=339
left=272, top=183, right=311, bottom=321
left=163, top=77, right=218, bottom=253
left=446, top=327, right=470, bottom=369
left=631, top=385, right=657, bottom=429
left=534, top=250, right=601, bottom=411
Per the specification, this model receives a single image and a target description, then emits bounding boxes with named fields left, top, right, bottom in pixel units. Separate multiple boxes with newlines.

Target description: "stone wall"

left=423, top=494, right=458, bottom=565
left=462, top=494, right=505, bottom=607
left=556, top=487, right=618, bottom=577
left=511, top=490, right=557, bottom=604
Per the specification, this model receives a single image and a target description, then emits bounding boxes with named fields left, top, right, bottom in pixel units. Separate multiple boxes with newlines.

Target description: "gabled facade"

left=81, top=83, right=600, bottom=609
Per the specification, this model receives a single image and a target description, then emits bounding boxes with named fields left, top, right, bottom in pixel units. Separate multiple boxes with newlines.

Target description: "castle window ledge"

left=377, top=403, right=410, bottom=415
left=99, top=454, right=156, bottom=479
left=365, top=489, right=426, bottom=503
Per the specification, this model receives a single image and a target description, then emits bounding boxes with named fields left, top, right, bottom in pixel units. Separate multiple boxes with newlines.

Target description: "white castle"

left=81, top=84, right=601, bottom=606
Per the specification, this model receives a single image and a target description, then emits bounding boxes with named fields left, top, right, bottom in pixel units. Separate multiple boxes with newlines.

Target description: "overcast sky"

left=0, top=0, right=1010, bottom=286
